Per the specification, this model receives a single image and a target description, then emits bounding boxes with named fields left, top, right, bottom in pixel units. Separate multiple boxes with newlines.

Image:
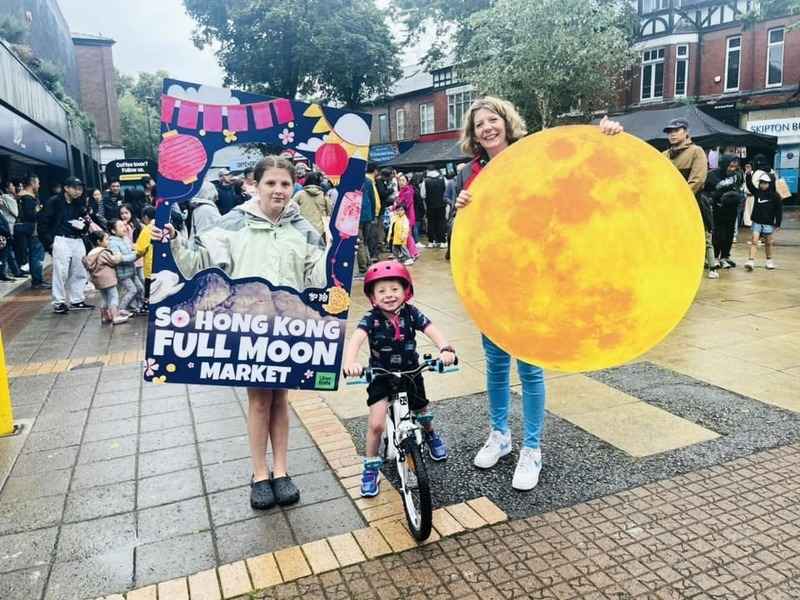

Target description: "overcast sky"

left=58, top=0, right=226, bottom=85
left=58, top=0, right=427, bottom=88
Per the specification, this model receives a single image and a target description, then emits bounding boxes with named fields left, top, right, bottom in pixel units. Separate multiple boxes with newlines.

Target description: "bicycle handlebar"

left=345, top=356, right=459, bottom=385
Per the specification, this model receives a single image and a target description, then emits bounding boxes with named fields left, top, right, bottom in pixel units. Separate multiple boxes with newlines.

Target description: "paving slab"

left=134, top=532, right=217, bottom=587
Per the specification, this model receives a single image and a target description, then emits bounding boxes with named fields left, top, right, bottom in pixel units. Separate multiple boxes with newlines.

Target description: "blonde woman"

left=453, top=97, right=623, bottom=490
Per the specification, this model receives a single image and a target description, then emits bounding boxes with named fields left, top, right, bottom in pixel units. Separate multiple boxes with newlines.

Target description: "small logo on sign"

left=314, top=372, right=336, bottom=390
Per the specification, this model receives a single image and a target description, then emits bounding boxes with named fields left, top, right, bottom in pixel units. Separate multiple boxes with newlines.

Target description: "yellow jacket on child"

left=390, top=212, right=410, bottom=246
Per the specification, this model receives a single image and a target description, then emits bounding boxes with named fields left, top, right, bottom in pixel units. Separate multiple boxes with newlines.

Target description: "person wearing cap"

left=39, top=176, right=96, bottom=313
left=662, top=118, right=716, bottom=279
left=743, top=164, right=782, bottom=270
left=213, top=168, right=243, bottom=216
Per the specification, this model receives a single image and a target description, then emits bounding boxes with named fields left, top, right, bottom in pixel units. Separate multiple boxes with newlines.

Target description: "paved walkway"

left=1, top=213, right=799, bottom=599
left=250, top=443, right=800, bottom=600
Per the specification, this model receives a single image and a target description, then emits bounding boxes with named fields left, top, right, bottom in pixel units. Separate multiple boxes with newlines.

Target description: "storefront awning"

left=602, top=104, right=778, bottom=151
left=385, top=139, right=470, bottom=169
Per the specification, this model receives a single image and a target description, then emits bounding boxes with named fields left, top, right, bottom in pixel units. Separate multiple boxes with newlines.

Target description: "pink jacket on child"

left=82, top=247, right=120, bottom=290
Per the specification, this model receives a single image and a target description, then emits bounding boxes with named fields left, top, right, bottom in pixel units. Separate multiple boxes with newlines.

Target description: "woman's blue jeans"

left=481, top=334, right=546, bottom=449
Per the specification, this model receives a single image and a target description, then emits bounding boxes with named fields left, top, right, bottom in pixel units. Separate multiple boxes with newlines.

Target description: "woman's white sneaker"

left=473, top=430, right=512, bottom=469
left=512, top=447, right=542, bottom=491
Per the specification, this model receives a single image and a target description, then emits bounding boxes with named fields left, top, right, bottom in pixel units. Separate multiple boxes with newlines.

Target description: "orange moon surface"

left=451, top=125, right=705, bottom=372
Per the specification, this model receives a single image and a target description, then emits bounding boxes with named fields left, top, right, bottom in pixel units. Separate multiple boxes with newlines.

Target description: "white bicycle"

left=348, top=356, right=458, bottom=540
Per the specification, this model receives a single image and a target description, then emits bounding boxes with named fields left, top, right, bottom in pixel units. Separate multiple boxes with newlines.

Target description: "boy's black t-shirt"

left=357, top=304, right=432, bottom=370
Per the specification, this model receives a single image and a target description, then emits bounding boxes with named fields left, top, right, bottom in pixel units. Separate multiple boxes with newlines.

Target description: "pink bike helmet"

left=363, top=260, right=414, bottom=305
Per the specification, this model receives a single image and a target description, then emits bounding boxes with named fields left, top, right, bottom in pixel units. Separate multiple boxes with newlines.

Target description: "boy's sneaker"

left=707, top=269, right=719, bottom=279
left=53, top=302, right=69, bottom=314
left=512, top=447, right=542, bottom=491
left=70, top=301, right=94, bottom=310
left=112, top=314, right=130, bottom=325
left=745, top=259, right=755, bottom=271
left=722, top=258, right=736, bottom=268
left=474, top=430, right=512, bottom=469
left=765, top=259, right=776, bottom=270
left=360, top=468, right=381, bottom=497
left=425, top=430, right=448, bottom=461
left=402, top=259, right=414, bottom=266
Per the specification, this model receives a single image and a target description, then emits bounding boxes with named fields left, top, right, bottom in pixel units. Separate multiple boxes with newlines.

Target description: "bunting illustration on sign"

left=144, top=79, right=372, bottom=391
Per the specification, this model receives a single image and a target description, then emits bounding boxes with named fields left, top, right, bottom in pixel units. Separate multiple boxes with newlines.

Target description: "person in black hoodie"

left=744, top=166, right=782, bottom=271
left=101, top=181, right=125, bottom=220
left=704, top=155, right=744, bottom=270
left=39, top=177, right=97, bottom=313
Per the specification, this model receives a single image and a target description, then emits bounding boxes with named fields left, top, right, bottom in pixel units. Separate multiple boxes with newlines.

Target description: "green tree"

left=462, top=0, right=637, bottom=130
left=117, top=71, right=165, bottom=159
left=183, top=0, right=400, bottom=105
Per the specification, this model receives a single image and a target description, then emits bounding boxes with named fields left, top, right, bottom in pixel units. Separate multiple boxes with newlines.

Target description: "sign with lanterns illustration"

left=145, top=79, right=371, bottom=391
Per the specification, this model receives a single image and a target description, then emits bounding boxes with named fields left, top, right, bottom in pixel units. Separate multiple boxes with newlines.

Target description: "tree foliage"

left=117, top=71, right=165, bottom=159
left=182, top=0, right=401, bottom=106
left=462, top=0, right=637, bottom=130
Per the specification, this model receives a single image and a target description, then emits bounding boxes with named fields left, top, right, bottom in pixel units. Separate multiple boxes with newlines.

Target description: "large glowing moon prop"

left=451, top=126, right=705, bottom=372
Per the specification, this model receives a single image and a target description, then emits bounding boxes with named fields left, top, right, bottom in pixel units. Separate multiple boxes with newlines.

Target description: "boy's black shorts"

left=367, top=373, right=428, bottom=411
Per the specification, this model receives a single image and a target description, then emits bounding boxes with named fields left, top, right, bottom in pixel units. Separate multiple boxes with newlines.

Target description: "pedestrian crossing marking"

left=542, top=374, right=719, bottom=457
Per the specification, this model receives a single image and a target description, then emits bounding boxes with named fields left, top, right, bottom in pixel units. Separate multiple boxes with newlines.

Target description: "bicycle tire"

left=398, top=437, right=432, bottom=541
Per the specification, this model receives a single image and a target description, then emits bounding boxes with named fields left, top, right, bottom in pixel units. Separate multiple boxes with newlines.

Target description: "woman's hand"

left=439, top=350, right=456, bottom=367
left=455, top=189, right=472, bottom=210
left=151, top=223, right=176, bottom=243
left=343, top=362, right=364, bottom=378
left=599, top=116, right=624, bottom=136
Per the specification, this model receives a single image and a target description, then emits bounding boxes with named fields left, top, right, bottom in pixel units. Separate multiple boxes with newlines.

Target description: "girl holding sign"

left=153, top=155, right=327, bottom=508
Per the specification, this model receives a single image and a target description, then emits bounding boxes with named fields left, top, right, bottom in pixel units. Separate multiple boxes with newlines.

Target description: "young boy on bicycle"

left=343, top=260, right=457, bottom=497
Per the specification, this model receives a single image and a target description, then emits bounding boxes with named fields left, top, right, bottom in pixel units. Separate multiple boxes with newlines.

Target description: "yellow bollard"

left=0, top=331, right=14, bottom=436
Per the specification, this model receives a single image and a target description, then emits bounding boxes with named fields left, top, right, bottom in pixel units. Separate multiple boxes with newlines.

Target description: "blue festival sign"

left=144, top=79, right=371, bottom=391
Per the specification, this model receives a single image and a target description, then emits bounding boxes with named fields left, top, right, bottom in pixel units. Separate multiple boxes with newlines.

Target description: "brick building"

left=362, top=64, right=473, bottom=170
left=621, top=0, right=800, bottom=191
left=72, top=33, right=124, bottom=169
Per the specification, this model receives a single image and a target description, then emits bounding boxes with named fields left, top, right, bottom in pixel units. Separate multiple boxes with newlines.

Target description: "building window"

left=725, top=36, right=741, bottom=91
left=419, top=103, right=434, bottom=135
left=641, top=48, right=665, bottom=101
left=447, top=86, right=474, bottom=130
left=675, top=45, right=688, bottom=97
left=767, top=28, right=784, bottom=87
left=642, top=0, right=671, bottom=13
left=396, top=109, right=406, bottom=140
left=433, top=68, right=453, bottom=88
left=378, top=113, right=389, bottom=143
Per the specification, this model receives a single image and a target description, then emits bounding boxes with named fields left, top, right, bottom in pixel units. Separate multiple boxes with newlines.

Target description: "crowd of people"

left=0, top=98, right=790, bottom=511
left=662, top=117, right=785, bottom=279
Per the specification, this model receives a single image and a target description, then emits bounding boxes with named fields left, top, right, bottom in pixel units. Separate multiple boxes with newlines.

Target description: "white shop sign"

left=746, top=117, right=800, bottom=145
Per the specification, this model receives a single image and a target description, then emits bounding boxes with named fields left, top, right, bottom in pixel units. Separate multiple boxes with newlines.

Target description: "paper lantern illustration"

left=335, top=191, right=362, bottom=239
left=314, top=142, right=349, bottom=184
left=158, top=131, right=208, bottom=185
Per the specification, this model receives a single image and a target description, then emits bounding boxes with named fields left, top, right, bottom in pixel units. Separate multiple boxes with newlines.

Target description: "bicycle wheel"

left=398, top=437, right=432, bottom=541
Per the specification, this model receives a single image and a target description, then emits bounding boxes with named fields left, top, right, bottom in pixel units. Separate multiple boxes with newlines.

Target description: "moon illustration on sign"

left=451, top=125, right=705, bottom=372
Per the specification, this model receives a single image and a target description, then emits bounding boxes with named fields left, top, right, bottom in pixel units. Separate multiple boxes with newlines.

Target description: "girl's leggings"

left=118, top=275, right=144, bottom=311
left=481, top=334, right=546, bottom=449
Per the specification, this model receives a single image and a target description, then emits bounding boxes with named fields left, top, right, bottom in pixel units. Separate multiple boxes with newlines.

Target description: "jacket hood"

left=301, top=185, right=323, bottom=197
left=84, top=246, right=108, bottom=269
left=718, top=155, right=738, bottom=173
left=190, top=181, right=219, bottom=208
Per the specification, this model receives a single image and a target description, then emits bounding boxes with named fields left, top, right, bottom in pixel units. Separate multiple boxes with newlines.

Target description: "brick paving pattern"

left=249, top=444, right=800, bottom=600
